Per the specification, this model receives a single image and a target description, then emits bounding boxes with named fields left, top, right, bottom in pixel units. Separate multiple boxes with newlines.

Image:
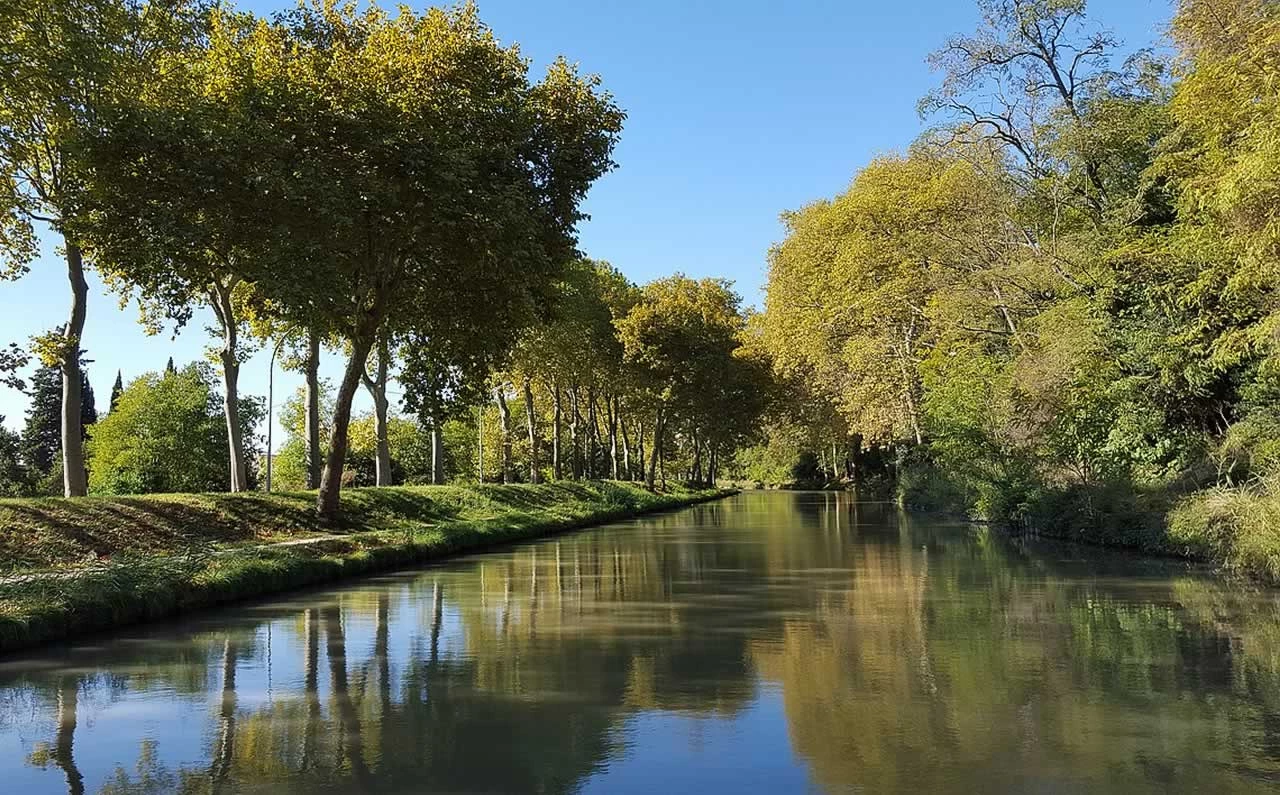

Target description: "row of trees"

left=0, top=262, right=773, bottom=497
left=0, top=0, right=628, bottom=517
left=757, top=0, right=1280, bottom=523
left=269, top=264, right=772, bottom=492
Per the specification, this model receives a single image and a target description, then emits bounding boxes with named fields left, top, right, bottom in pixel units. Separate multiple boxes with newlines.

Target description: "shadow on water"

left=2, top=491, right=1280, bottom=793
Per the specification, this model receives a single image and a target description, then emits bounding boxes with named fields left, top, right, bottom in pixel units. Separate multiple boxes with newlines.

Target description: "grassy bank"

left=0, top=481, right=731, bottom=654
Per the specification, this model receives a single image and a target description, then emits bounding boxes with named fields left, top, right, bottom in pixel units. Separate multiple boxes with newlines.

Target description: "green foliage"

left=0, top=417, right=28, bottom=497
left=86, top=364, right=261, bottom=495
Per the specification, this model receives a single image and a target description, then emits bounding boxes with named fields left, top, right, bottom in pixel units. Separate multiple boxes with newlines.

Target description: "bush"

left=87, top=364, right=261, bottom=495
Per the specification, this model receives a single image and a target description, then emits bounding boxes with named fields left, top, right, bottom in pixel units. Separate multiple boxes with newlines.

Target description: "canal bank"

left=0, top=481, right=731, bottom=654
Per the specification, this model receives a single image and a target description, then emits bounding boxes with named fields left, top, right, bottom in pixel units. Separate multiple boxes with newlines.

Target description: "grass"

left=0, top=481, right=732, bottom=654
left=1165, top=475, right=1280, bottom=583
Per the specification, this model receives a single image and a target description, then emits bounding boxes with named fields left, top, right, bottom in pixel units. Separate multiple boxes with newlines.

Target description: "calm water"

left=4, top=492, right=1280, bottom=793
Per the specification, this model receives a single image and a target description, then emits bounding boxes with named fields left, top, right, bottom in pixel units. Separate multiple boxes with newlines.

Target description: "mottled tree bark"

left=430, top=421, right=445, bottom=484
left=646, top=408, right=664, bottom=489
left=210, top=278, right=248, bottom=492
left=523, top=375, right=539, bottom=483
left=304, top=330, right=322, bottom=489
left=61, top=241, right=88, bottom=497
left=551, top=381, right=563, bottom=480
left=361, top=336, right=393, bottom=486
left=317, top=330, right=376, bottom=519
left=496, top=385, right=513, bottom=483
left=607, top=394, right=619, bottom=479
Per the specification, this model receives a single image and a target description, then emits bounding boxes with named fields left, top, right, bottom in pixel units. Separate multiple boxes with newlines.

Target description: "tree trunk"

left=523, top=375, right=539, bottom=483
left=61, top=241, right=88, bottom=497
left=317, top=331, right=376, bottom=519
left=304, top=329, right=322, bottom=489
left=646, top=408, right=664, bottom=489
left=551, top=381, right=562, bottom=480
left=496, top=385, right=512, bottom=484
left=607, top=394, right=619, bottom=480
left=361, top=336, right=393, bottom=486
left=584, top=390, right=597, bottom=479
left=636, top=419, right=645, bottom=482
left=570, top=387, right=582, bottom=479
left=210, top=279, right=248, bottom=492
left=692, top=430, right=703, bottom=486
left=620, top=407, right=632, bottom=482
left=476, top=404, right=484, bottom=482
left=430, top=421, right=444, bottom=484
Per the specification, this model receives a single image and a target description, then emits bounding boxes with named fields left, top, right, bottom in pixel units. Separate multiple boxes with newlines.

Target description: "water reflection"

left=2, top=492, right=1280, bottom=792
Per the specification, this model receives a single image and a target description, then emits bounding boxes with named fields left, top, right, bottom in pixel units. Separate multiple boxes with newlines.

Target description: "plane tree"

left=251, top=2, right=623, bottom=517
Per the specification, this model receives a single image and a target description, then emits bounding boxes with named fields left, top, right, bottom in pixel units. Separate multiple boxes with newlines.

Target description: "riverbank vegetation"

left=0, top=481, right=727, bottom=652
left=749, top=0, right=1280, bottom=578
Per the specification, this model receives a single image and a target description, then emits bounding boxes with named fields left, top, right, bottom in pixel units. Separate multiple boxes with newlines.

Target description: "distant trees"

left=617, top=276, right=769, bottom=487
left=0, top=420, right=22, bottom=497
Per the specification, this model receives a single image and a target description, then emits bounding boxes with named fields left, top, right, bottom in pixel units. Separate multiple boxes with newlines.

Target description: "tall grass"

left=1167, top=475, right=1280, bottom=582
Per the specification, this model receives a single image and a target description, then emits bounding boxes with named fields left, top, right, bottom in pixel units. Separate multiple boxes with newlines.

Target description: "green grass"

left=1166, top=476, right=1280, bottom=583
left=0, top=481, right=732, bottom=653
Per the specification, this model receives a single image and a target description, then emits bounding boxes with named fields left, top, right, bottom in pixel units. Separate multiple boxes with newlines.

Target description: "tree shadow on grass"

left=0, top=481, right=663, bottom=571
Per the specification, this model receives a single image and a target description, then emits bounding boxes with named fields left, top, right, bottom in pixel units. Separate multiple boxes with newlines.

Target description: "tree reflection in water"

left=2, top=493, right=1280, bottom=793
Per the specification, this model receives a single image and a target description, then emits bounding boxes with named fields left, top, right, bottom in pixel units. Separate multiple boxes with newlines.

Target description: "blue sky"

left=0, top=0, right=1174, bottom=437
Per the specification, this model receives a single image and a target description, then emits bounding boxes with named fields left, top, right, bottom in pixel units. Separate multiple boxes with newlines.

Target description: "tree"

left=616, top=276, right=752, bottom=488
left=86, top=363, right=262, bottom=495
left=399, top=329, right=497, bottom=486
left=109, top=370, right=123, bottom=413
left=0, top=0, right=199, bottom=497
left=273, top=380, right=335, bottom=492
left=82, top=7, right=287, bottom=494
left=921, top=0, right=1118, bottom=215
left=509, top=260, right=639, bottom=480
left=360, top=337, right=394, bottom=487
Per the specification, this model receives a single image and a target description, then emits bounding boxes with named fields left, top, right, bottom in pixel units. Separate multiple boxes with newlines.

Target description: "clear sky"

left=0, top=0, right=1174, bottom=438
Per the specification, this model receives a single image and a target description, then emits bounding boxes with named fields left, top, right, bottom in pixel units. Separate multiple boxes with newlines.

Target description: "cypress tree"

left=21, top=365, right=61, bottom=474
left=82, top=370, right=97, bottom=430
left=109, top=370, right=124, bottom=412
left=21, top=362, right=96, bottom=475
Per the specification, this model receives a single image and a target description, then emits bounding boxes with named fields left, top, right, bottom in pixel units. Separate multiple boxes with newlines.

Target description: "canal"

left=2, top=491, right=1279, bottom=792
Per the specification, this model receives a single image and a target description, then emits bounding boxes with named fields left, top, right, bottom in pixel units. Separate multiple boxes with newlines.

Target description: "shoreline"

left=0, top=482, right=735, bottom=656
